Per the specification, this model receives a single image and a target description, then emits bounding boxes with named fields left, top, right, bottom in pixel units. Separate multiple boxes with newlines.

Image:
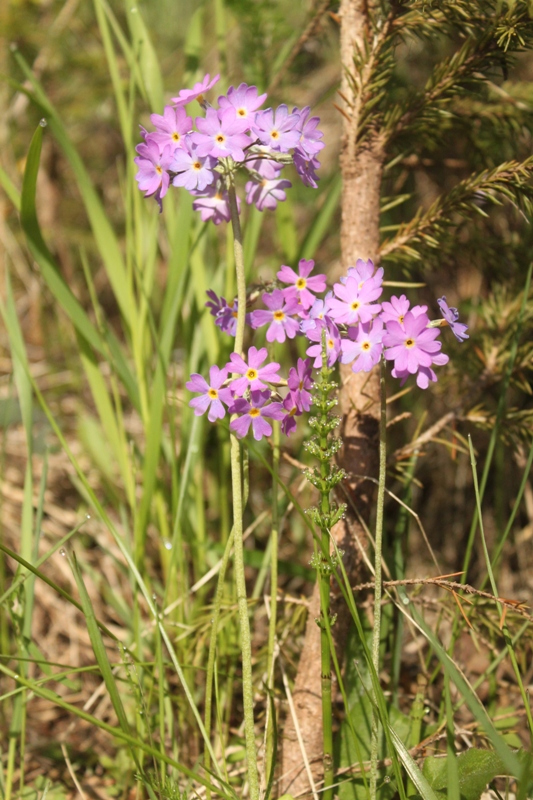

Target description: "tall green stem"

left=369, top=362, right=387, bottom=800
left=264, top=419, right=280, bottom=794
left=318, top=408, right=334, bottom=800
left=304, top=344, right=346, bottom=800
left=226, top=179, right=260, bottom=800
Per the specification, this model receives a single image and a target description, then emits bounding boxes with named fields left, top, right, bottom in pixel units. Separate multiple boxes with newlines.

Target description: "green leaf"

left=423, top=749, right=509, bottom=800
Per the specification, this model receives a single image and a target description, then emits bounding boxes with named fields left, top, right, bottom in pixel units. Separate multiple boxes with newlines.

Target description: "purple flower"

left=341, top=320, right=384, bottom=373
left=186, top=365, right=233, bottom=422
left=149, top=106, right=192, bottom=152
left=437, top=296, right=469, bottom=342
left=218, top=83, right=267, bottom=121
left=380, top=295, right=427, bottom=326
left=192, top=107, right=251, bottom=162
left=134, top=140, right=174, bottom=200
left=171, top=140, right=216, bottom=192
left=329, top=275, right=382, bottom=325
left=205, top=290, right=240, bottom=336
left=281, top=393, right=301, bottom=437
left=171, top=73, right=220, bottom=107
left=252, top=105, right=301, bottom=152
left=287, top=358, right=314, bottom=412
left=293, top=152, right=320, bottom=188
left=300, top=294, right=333, bottom=333
left=250, top=290, right=300, bottom=342
left=192, top=187, right=238, bottom=225
left=343, top=259, right=383, bottom=289
left=245, top=157, right=283, bottom=180
left=393, top=352, right=449, bottom=389
left=245, top=175, right=292, bottom=211
left=277, top=259, right=327, bottom=311
left=229, top=390, right=285, bottom=440
left=293, top=106, right=324, bottom=159
left=383, top=311, right=446, bottom=376
left=227, top=346, right=281, bottom=395
left=306, top=319, right=342, bottom=368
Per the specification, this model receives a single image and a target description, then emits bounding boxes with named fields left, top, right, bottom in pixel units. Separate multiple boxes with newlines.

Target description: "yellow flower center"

left=398, top=314, right=404, bottom=323
left=273, top=310, right=285, bottom=321
left=156, top=165, right=162, bottom=174
left=350, top=301, right=360, bottom=311
left=296, top=278, right=307, bottom=290
left=216, top=134, right=225, bottom=144
left=237, top=108, right=246, bottom=117
left=327, top=338, right=334, bottom=349
left=405, top=338, right=415, bottom=349
left=249, top=408, right=260, bottom=418
left=208, top=388, right=218, bottom=399
left=246, top=368, right=258, bottom=381
left=172, top=132, right=181, bottom=141
left=271, top=130, right=279, bottom=139
left=193, top=161, right=202, bottom=171
left=298, top=380, right=304, bottom=390
left=362, top=341, right=371, bottom=351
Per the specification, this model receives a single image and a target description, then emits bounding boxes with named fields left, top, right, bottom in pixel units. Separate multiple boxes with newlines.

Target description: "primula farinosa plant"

left=136, top=75, right=469, bottom=799
left=188, top=264, right=468, bottom=441
left=134, top=73, right=323, bottom=217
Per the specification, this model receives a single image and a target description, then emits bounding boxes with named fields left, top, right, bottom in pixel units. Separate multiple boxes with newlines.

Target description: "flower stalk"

left=226, top=175, right=260, bottom=800
left=369, top=361, right=387, bottom=800
left=304, top=335, right=346, bottom=800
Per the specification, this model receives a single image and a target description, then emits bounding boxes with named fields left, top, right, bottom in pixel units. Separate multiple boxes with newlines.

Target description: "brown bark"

left=279, top=1, right=386, bottom=795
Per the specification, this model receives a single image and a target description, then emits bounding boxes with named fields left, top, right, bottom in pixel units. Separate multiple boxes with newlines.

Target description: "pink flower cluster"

left=135, top=74, right=324, bottom=218
left=186, top=348, right=313, bottom=440
left=186, top=258, right=468, bottom=440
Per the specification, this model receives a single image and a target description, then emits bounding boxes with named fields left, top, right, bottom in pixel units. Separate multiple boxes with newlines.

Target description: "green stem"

left=264, top=419, right=280, bottom=794
left=370, top=362, right=387, bottom=800
left=319, top=421, right=334, bottom=800
left=226, top=179, right=260, bottom=800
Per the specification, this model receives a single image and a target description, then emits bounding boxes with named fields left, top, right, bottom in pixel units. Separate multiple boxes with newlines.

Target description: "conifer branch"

left=379, top=158, right=533, bottom=263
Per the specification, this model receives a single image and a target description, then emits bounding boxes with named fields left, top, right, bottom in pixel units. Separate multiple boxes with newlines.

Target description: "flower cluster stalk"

left=226, top=178, right=260, bottom=800
left=369, top=361, right=387, bottom=800
left=304, top=336, right=347, bottom=800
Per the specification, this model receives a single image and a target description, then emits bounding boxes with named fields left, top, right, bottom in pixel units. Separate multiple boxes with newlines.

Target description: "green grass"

left=1, top=2, right=533, bottom=799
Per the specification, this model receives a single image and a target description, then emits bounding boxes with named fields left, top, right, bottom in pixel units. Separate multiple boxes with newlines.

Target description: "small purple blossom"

left=192, top=187, right=237, bottom=225
left=205, top=290, right=240, bottom=336
left=149, top=106, right=192, bottom=151
left=171, top=73, right=220, bottom=107
left=229, top=390, right=285, bottom=441
left=380, top=294, right=427, bottom=326
left=192, top=107, right=251, bottom=162
left=171, top=141, right=216, bottom=192
left=306, top=319, right=342, bottom=368
left=392, top=352, right=449, bottom=389
left=341, top=320, right=384, bottom=373
left=343, top=259, right=384, bottom=289
left=383, top=311, right=446, bottom=380
left=218, top=83, right=267, bottom=121
left=287, top=358, right=313, bottom=411
left=227, top=346, right=281, bottom=395
left=293, top=106, right=325, bottom=159
left=277, top=259, right=327, bottom=311
left=300, top=294, right=333, bottom=333
left=250, top=290, right=300, bottom=342
left=245, top=175, right=292, bottom=211
left=293, top=152, right=320, bottom=188
left=186, top=366, right=233, bottom=422
left=437, top=296, right=469, bottom=342
left=329, top=275, right=382, bottom=325
left=252, top=105, right=301, bottom=152
left=281, top=394, right=301, bottom=437
left=134, top=140, right=174, bottom=200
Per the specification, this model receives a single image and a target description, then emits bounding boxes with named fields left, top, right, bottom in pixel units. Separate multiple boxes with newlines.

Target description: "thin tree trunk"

left=279, top=1, right=385, bottom=794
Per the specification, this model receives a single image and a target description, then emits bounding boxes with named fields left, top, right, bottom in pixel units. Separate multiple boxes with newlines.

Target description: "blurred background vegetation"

left=0, top=0, right=532, bottom=798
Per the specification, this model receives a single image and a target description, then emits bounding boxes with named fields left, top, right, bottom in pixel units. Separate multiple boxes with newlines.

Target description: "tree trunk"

left=279, top=1, right=385, bottom=795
